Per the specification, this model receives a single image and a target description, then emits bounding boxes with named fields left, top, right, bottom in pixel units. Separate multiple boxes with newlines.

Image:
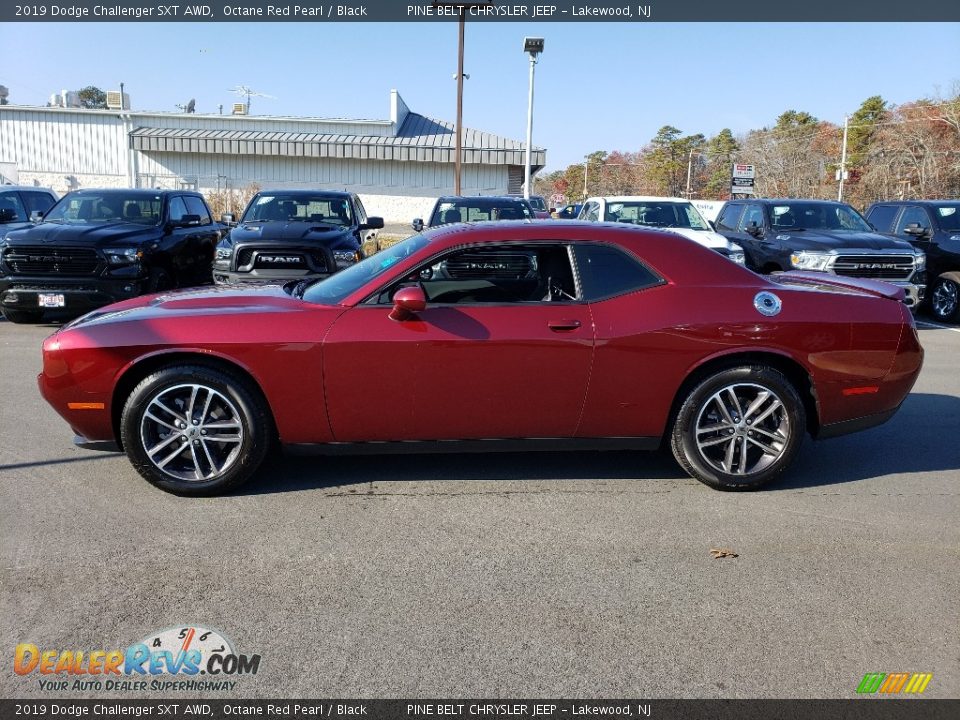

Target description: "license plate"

left=38, top=293, right=65, bottom=308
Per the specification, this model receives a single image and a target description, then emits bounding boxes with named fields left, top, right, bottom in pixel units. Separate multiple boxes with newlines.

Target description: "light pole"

left=522, top=37, right=544, bottom=200
left=685, top=149, right=704, bottom=198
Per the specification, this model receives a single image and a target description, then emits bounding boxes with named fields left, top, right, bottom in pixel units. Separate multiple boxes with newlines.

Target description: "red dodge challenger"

left=38, top=221, right=923, bottom=495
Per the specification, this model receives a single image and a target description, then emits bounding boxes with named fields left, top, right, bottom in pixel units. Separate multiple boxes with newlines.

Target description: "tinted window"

left=866, top=205, right=898, bottom=232
left=894, top=206, right=931, bottom=235
left=738, top=204, right=765, bottom=231
left=21, top=191, right=57, bottom=216
left=387, top=245, right=577, bottom=305
left=430, top=199, right=532, bottom=225
left=168, top=197, right=188, bottom=223
left=184, top=196, right=212, bottom=225
left=44, top=192, right=162, bottom=225
left=934, top=204, right=960, bottom=231
left=715, top=204, right=743, bottom=232
left=0, top=191, right=27, bottom=223
left=573, top=243, right=661, bottom=302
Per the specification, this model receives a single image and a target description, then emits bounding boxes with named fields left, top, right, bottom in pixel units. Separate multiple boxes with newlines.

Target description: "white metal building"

left=0, top=90, right=545, bottom=223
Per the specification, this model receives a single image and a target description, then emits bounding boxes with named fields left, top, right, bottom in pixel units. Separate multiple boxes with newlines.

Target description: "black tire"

left=929, top=274, right=960, bottom=323
left=670, top=365, right=806, bottom=490
left=146, top=268, right=173, bottom=293
left=120, top=365, right=273, bottom=496
left=2, top=308, right=44, bottom=324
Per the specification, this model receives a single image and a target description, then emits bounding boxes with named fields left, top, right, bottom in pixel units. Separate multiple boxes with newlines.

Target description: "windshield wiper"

left=774, top=226, right=807, bottom=231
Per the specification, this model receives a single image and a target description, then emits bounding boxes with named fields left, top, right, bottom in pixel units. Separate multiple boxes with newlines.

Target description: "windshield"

left=605, top=201, right=710, bottom=231
left=242, top=193, right=354, bottom=226
left=769, top=202, right=873, bottom=232
left=430, top=199, right=533, bottom=225
left=934, top=204, right=960, bottom=231
left=300, top=234, right=432, bottom=305
left=43, top=192, right=162, bottom=225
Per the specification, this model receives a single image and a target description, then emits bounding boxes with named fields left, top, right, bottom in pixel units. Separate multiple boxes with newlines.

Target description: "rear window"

left=431, top=200, right=533, bottom=225
left=573, top=243, right=662, bottom=301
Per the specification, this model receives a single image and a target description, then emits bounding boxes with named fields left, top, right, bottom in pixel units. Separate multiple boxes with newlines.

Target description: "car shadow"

left=236, top=393, right=960, bottom=497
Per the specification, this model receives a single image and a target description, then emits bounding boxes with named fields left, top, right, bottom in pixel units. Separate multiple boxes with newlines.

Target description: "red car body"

left=38, top=221, right=923, bottom=492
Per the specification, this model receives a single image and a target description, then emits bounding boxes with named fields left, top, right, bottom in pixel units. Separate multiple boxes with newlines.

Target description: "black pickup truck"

left=0, top=189, right=222, bottom=323
left=213, top=190, right=383, bottom=285
left=865, top=200, right=960, bottom=322
left=714, top=198, right=926, bottom=309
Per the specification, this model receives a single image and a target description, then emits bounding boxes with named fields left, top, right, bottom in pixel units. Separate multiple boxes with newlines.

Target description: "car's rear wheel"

left=930, top=275, right=960, bottom=323
left=671, top=366, right=805, bottom=490
left=120, top=365, right=272, bottom=495
left=1, top=308, right=44, bottom=324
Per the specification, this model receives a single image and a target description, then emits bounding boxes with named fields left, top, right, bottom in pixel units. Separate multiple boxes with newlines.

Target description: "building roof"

left=129, top=111, right=545, bottom=168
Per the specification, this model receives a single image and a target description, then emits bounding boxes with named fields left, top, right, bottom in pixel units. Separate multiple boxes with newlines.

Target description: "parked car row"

left=2, top=184, right=958, bottom=325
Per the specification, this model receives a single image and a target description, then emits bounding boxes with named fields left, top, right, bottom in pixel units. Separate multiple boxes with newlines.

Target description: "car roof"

left=0, top=185, right=56, bottom=193
left=257, top=189, right=352, bottom=198
left=67, top=188, right=199, bottom=197
left=869, top=199, right=959, bottom=205
left=588, top=196, right=690, bottom=203
left=730, top=198, right=849, bottom=205
left=437, top=195, right=530, bottom=202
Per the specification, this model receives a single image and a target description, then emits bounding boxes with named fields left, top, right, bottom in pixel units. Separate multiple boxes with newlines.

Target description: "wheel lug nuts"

left=193, top=440, right=200, bottom=445
left=201, top=430, right=207, bottom=435
left=192, top=420, right=199, bottom=425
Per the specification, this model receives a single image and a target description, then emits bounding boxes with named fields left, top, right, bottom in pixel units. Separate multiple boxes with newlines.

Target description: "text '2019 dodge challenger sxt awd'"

left=38, top=221, right=923, bottom=495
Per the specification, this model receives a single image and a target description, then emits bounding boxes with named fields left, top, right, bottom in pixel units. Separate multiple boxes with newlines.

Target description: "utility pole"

left=522, top=37, right=544, bottom=200
left=838, top=114, right=849, bottom=202
left=583, top=160, right=589, bottom=199
left=455, top=12, right=465, bottom=195
left=685, top=149, right=702, bottom=198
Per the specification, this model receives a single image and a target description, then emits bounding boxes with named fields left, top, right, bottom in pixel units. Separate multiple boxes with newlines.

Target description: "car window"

left=430, top=200, right=532, bottom=225
left=894, top=206, right=931, bottom=235
left=737, top=205, right=765, bottom=231
left=934, top=204, right=960, bottom=231
left=43, top=192, right=162, bottom=225
left=573, top=243, right=662, bottom=302
left=0, top=192, right=27, bottom=223
left=383, top=245, right=578, bottom=305
left=184, top=196, right=212, bottom=225
left=354, top=196, right=368, bottom=224
left=581, top=202, right=600, bottom=222
left=243, top=194, right=354, bottom=225
left=21, top=191, right=57, bottom=216
left=866, top=205, right=898, bottom=232
left=715, top=204, right=743, bottom=232
left=168, top=197, right=188, bottom=223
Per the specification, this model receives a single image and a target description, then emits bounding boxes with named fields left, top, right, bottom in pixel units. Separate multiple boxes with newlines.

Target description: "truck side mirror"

left=412, top=218, right=424, bottom=232
left=746, top=221, right=764, bottom=238
left=903, top=223, right=930, bottom=239
left=220, top=213, right=235, bottom=225
left=29, top=210, right=45, bottom=223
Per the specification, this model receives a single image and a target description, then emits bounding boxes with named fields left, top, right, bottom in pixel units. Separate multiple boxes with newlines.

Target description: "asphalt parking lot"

left=1, top=316, right=957, bottom=700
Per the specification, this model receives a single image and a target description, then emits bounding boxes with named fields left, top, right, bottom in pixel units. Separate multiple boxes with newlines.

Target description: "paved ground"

left=1, top=317, right=957, bottom=699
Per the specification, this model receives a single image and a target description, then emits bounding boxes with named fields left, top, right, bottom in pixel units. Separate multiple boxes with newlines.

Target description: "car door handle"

left=548, top=319, right=581, bottom=332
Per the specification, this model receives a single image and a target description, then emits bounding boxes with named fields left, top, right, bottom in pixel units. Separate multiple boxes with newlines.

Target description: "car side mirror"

left=360, top=217, right=384, bottom=230
left=903, top=223, right=930, bottom=239
left=746, top=221, right=764, bottom=238
left=220, top=213, right=235, bottom=225
left=171, top=214, right=202, bottom=228
left=29, top=210, right=45, bottom=223
left=412, top=218, right=424, bottom=232
left=389, top=285, right=427, bottom=321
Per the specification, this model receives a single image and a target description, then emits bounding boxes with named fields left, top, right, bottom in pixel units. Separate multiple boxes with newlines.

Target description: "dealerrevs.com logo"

left=14, top=625, right=260, bottom=692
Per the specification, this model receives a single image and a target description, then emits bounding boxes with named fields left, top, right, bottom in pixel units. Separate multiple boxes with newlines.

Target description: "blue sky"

left=2, top=22, right=958, bottom=172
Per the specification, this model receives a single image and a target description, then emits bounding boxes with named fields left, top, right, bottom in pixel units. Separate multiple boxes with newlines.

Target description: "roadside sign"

left=550, top=193, right=566, bottom=206
left=731, top=163, right=756, bottom=195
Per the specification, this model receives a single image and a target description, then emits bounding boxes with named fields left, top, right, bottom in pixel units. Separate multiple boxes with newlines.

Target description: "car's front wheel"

left=120, top=365, right=273, bottom=495
left=930, top=274, right=960, bottom=323
left=671, top=366, right=806, bottom=490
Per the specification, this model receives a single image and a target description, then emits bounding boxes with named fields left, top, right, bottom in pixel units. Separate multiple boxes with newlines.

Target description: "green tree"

left=847, top=95, right=887, bottom=168
left=646, top=126, right=705, bottom=196
left=704, top=129, right=740, bottom=199
left=77, top=86, right=107, bottom=109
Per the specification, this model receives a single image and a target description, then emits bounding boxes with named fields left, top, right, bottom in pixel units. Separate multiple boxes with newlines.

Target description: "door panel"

left=322, top=303, right=595, bottom=441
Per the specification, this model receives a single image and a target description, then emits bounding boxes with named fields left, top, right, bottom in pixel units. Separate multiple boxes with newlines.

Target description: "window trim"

left=363, top=240, right=585, bottom=307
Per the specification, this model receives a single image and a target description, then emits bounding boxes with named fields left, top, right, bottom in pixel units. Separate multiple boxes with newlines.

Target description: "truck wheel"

left=930, top=275, right=960, bottom=323
left=146, top=268, right=173, bottom=294
left=671, top=365, right=806, bottom=490
left=1, top=308, right=44, bottom=324
left=120, top=365, right=273, bottom=496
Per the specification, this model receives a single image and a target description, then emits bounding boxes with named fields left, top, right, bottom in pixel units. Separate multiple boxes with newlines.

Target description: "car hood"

left=61, top=283, right=316, bottom=330
left=4, top=221, right=161, bottom=246
left=0, top=221, right=37, bottom=240
left=228, top=221, right=357, bottom=248
left=774, top=230, right=916, bottom=252
left=668, top=227, right=732, bottom=250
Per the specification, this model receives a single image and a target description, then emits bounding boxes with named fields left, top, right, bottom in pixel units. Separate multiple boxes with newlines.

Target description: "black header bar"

left=4, top=0, right=959, bottom=22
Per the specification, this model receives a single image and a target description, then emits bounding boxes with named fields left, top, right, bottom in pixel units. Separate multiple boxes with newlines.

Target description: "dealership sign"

left=731, top=164, right=756, bottom=195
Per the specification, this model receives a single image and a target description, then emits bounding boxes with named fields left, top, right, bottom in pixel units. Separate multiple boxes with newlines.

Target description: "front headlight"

left=789, top=251, right=832, bottom=271
left=104, top=247, right=142, bottom=265
left=215, top=245, right=234, bottom=262
left=914, top=253, right=926, bottom=271
left=728, top=250, right=746, bottom=265
left=332, top=249, right=361, bottom=269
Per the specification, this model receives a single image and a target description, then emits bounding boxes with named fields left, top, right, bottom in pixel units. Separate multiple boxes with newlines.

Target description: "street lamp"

left=522, top=37, right=544, bottom=200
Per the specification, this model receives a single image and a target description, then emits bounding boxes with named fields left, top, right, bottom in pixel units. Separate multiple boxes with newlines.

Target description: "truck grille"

left=3, top=246, right=100, bottom=275
left=237, top=248, right=327, bottom=273
left=832, top=255, right=914, bottom=281
left=445, top=252, right=534, bottom=280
